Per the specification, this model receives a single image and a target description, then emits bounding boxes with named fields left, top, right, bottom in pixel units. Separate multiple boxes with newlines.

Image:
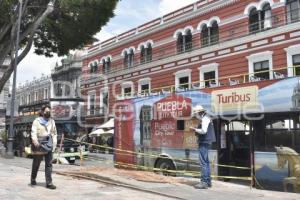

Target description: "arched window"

left=124, top=51, right=129, bottom=68
left=140, top=46, right=146, bottom=64
left=129, top=49, right=134, bottom=67
left=262, top=3, right=272, bottom=29
left=89, top=61, right=98, bottom=73
left=286, top=0, right=300, bottom=23
left=201, top=25, right=209, bottom=46
left=146, top=43, right=152, bottom=62
left=176, top=29, right=193, bottom=53
left=103, top=57, right=110, bottom=74
left=249, top=3, right=272, bottom=33
left=249, top=8, right=259, bottom=32
left=210, top=21, right=219, bottom=44
left=185, top=30, right=193, bottom=51
left=177, top=33, right=184, bottom=53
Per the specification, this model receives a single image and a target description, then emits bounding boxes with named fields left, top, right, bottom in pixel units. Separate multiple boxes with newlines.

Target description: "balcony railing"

left=116, top=65, right=300, bottom=100
left=83, top=8, right=300, bottom=83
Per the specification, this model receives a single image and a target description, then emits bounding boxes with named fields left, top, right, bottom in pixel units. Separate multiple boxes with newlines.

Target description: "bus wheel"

left=67, top=159, right=76, bottom=164
left=155, top=159, right=176, bottom=176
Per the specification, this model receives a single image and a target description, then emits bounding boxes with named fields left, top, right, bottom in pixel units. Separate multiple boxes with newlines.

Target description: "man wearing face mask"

left=190, top=105, right=216, bottom=189
left=30, top=105, right=57, bottom=189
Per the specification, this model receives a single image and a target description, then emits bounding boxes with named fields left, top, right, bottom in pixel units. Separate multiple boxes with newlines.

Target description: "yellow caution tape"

left=66, top=138, right=251, bottom=170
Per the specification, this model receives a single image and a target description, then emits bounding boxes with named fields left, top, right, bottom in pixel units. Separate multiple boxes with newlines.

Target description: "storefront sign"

left=211, top=86, right=259, bottom=113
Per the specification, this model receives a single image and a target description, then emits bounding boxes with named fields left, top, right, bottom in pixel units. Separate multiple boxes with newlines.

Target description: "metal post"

left=6, top=0, right=23, bottom=158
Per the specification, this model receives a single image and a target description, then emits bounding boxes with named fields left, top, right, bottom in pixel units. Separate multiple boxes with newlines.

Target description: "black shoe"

left=208, top=183, right=212, bottom=188
left=194, top=182, right=208, bottom=189
left=46, top=184, right=56, bottom=190
left=31, top=180, right=37, bottom=186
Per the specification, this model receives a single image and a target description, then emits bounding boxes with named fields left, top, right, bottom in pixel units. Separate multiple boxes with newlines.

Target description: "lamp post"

left=6, top=0, right=23, bottom=158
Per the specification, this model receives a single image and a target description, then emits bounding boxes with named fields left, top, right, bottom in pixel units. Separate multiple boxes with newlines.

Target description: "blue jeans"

left=199, top=143, right=211, bottom=185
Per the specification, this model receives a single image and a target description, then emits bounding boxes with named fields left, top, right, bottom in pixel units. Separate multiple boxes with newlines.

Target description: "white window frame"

left=121, top=81, right=134, bottom=98
left=138, top=78, right=151, bottom=95
left=174, top=69, right=192, bottom=90
left=198, top=63, right=219, bottom=88
left=285, top=44, right=300, bottom=77
left=87, top=90, right=96, bottom=115
left=99, top=87, right=109, bottom=115
left=247, top=51, right=273, bottom=80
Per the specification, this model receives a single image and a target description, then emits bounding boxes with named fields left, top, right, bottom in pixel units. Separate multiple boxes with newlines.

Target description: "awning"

left=95, top=118, right=114, bottom=129
left=89, top=128, right=114, bottom=137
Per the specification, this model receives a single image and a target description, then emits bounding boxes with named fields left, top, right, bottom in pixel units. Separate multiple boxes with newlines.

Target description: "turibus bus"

left=114, top=76, right=300, bottom=193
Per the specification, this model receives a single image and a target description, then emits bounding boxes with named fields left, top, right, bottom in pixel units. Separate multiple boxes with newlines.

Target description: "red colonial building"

left=81, top=0, right=300, bottom=192
left=82, top=0, right=300, bottom=124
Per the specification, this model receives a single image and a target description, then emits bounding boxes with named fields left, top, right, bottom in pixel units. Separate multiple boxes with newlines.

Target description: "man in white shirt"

left=190, top=105, right=216, bottom=189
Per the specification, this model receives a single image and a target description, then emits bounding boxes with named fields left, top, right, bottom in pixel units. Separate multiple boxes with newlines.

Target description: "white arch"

left=183, top=26, right=194, bottom=35
left=137, top=42, right=146, bottom=51
left=121, top=48, right=128, bottom=57
left=106, top=55, right=112, bottom=62
left=258, top=0, right=274, bottom=10
left=128, top=46, right=135, bottom=53
left=208, top=16, right=221, bottom=27
left=89, top=60, right=98, bottom=67
left=197, top=20, right=209, bottom=31
left=145, top=39, right=154, bottom=47
left=244, top=2, right=258, bottom=15
left=173, top=29, right=184, bottom=38
left=99, top=57, right=106, bottom=64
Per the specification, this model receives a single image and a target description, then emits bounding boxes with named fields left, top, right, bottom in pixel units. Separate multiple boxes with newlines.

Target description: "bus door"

left=139, top=106, right=152, bottom=166
left=218, top=120, right=252, bottom=181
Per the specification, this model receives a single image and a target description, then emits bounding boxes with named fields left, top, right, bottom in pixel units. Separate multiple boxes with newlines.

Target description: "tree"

left=0, top=0, right=119, bottom=92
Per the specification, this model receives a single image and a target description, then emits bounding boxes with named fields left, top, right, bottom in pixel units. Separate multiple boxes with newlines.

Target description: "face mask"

left=44, top=111, right=51, bottom=118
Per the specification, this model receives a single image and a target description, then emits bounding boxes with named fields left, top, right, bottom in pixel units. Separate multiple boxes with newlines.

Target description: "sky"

left=16, top=0, right=198, bottom=86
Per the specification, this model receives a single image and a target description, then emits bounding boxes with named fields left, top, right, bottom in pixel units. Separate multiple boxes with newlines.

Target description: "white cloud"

left=16, top=48, right=60, bottom=85
left=95, top=28, right=115, bottom=42
left=158, top=0, right=198, bottom=15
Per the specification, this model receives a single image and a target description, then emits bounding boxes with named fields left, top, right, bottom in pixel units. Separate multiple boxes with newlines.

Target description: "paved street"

left=0, top=156, right=172, bottom=200
left=0, top=155, right=299, bottom=200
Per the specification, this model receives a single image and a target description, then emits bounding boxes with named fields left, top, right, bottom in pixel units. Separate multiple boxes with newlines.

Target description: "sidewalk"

left=0, top=156, right=299, bottom=200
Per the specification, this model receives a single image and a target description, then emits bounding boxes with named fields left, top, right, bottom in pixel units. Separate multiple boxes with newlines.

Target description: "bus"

left=114, top=77, right=300, bottom=193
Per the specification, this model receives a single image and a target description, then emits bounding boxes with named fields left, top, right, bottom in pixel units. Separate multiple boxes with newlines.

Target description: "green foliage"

left=34, top=0, right=119, bottom=56
left=0, top=130, right=7, bottom=143
left=0, top=0, right=119, bottom=56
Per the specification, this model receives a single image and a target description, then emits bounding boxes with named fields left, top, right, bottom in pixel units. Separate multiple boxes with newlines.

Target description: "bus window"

left=177, top=120, right=185, bottom=131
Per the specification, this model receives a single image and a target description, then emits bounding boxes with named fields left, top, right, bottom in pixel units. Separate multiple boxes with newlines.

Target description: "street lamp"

left=6, top=0, right=23, bottom=158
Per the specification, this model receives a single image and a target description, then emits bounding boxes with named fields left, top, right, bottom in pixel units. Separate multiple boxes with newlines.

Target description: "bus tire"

left=67, top=159, right=76, bottom=164
left=155, top=158, right=176, bottom=176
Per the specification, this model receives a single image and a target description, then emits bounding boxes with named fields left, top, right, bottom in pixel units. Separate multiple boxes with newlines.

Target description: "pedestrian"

left=30, top=105, right=57, bottom=189
left=190, top=105, right=216, bottom=189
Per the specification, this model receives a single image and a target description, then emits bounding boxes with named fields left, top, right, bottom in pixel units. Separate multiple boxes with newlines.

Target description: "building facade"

left=82, top=0, right=300, bottom=123
left=81, top=0, right=300, bottom=192
left=50, top=52, right=85, bottom=137
left=14, top=74, right=51, bottom=132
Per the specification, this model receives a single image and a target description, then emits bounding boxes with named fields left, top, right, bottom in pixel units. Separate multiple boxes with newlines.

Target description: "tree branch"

left=0, top=0, right=56, bottom=92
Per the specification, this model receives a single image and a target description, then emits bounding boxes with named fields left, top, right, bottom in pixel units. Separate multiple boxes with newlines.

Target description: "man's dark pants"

left=31, top=152, right=53, bottom=185
left=199, top=143, right=211, bottom=185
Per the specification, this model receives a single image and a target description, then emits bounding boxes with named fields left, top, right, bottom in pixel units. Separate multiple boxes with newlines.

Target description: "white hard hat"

left=192, top=105, right=206, bottom=114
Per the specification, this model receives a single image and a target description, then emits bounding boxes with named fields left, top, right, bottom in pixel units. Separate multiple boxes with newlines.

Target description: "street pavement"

left=0, top=155, right=299, bottom=200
